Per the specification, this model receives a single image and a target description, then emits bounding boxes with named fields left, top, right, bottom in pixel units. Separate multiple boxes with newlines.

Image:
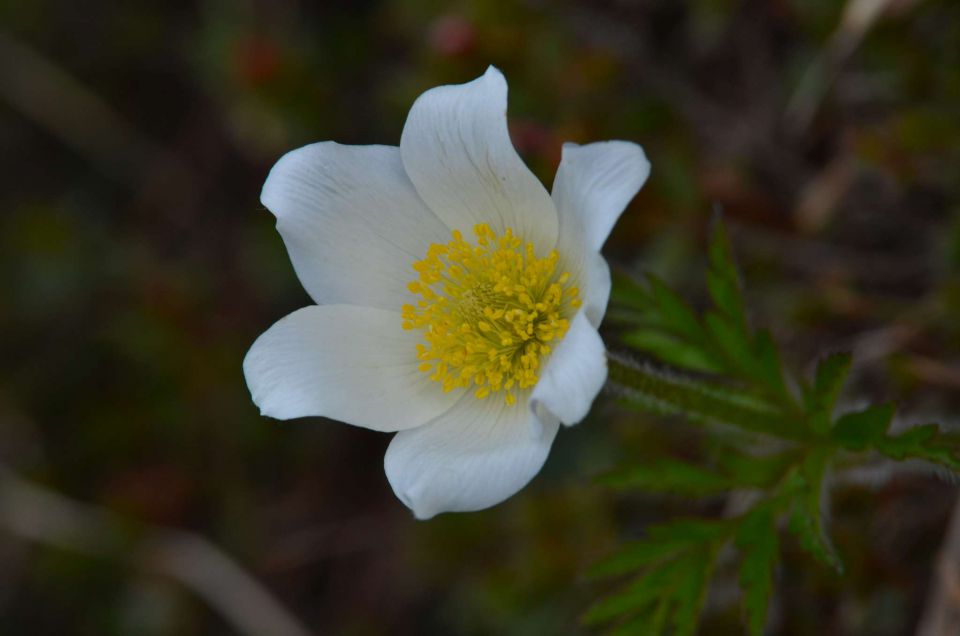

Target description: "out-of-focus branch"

left=0, top=30, right=196, bottom=185
left=916, top=496, right=960, bottom=636
left=785, top=0, right=924, bottom=136
left=0, top=465, right=313, bottom=636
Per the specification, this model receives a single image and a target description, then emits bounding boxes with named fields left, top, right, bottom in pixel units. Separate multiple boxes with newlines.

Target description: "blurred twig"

left=916, top=496, right=960, bottom=636
left=793, top=141, right=860, bottom=233
left=0, top=464, right=313, bottom=636
left=0, top=30, right=175, bottom=181
left=785, top=0, right=924, bottom=136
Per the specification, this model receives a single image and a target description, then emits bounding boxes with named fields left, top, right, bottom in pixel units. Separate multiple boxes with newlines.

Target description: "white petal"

left=384, top=394, right=558, bottom=519
left=531, top=311, right=607, bottom=427
left=582, top=252, right=612, bottom=329
left=552, top=140, right=650, bottom=253
left=551, top=141, right=649, bottom=327
left=399, top=66, right=559, bottom=250
left=260, top=142, right=450, bottom=309
left=243, top=305, right=461, bottom=431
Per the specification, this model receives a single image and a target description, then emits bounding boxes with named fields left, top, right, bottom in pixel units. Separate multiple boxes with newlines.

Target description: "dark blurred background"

left=1, top=0, right=959, bottom=634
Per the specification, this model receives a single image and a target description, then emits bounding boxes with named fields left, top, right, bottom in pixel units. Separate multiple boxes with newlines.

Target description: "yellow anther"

left=403, top=225, right=581, bottom=406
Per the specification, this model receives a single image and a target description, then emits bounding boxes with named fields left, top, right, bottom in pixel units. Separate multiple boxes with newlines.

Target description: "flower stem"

left=606, top=352, right=812, bottom=442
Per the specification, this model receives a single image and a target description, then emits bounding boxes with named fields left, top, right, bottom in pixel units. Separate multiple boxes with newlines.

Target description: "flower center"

left=402, top=224, right=581, bottom=406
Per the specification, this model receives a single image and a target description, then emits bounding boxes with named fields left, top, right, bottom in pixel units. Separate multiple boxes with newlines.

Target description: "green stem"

left=606, top=352, right=812, bottom=442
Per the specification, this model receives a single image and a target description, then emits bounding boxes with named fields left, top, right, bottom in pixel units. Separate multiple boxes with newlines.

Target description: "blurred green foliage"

left=1, top=0, right=959, bottom=634
left=597, top=221, right=958, bottom=634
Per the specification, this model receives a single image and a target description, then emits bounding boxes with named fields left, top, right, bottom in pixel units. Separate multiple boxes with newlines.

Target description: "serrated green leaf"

left=648, top=596, right=671, bottom=636
left=648, top=274, right=707, bottom=343
left=623, top=328, right=724, bottom=373
left=881, top=423, right=937, bottom=453
left=670, top=546, right=717, bottom=636
left=585, top=545, right=718, bottom=634
left=832, top=403, right=895, bottom=451
left=584, top=555, right=685, bottom=624
left=704, top=311, right=761, bottom=377
left=805, top=352, right=853, bottom=433
left=646, top=518, right=731, bottom=543
left=590, top=519, right=728, bottom=578
left=719, top=447, right=800, bottom=490
left=590, top=539, right=683, bottom=579
left=814, top=352, right=852, bottom=395
left=702, top=219, right=799, bottom=405
left=707, top=268, right=746, bottom=329
left=787, top=450, right=843, bottom=573
left=608, top=609, right=660, bottom=636
left=788, top=507, right=842, bottom=573
left=876, top=423, right=960, bottom=470
left=600, top=459, right=730, bottom=495
left=736, top=507, right=779, bottom=636
left=753, top=330, right=791, bottom=400
left=707, top=218, right=748, bottom=329
left=616, top=271, right=730, bottom=375
left=603, top=448, right=799, bottom=499
left=703, top=313, right=791, bottom=401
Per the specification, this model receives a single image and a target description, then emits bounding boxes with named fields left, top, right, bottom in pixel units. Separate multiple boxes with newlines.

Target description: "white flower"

left=243, top=67, right=650, bottom=519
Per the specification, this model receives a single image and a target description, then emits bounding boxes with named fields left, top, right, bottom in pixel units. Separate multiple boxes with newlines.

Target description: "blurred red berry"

left=234, top=35, right=281, bottom=86
left=428, top=15, right=476, bottom=57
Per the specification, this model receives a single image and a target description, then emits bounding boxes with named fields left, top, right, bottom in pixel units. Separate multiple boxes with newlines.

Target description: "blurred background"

left=1, top=0, right=959, bottom=634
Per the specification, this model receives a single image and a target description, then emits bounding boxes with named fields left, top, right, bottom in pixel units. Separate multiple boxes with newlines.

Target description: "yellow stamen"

left=402, top=224, right=580, bottom=405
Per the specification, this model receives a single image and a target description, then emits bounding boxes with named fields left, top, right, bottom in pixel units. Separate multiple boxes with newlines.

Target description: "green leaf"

left=719, top=447, right=800, bottom=491
left=589, top=519, right=728, bottom=578
left=736, top=507, right=779, bottom=636
left=701, top=219, right=797, bottom=404
left=788, top=506, right=841, bottom=574
left=616, top=271, right=731, bottom=374
left=703, top=313, right=791, bottom=400
left=753, top=330, right=791, bottom=400
left=670, top=546, right=716, bottom=636
left=612, top=221, right=801, bottom=409
left=609, top=611, right=661, bottom=636
left=786, top=450, right=843, bottom=573
left=648, top=274, right=708, bottom=344
left=805, top=352, right=853, bottom=433
left=584, top=544, right=718, bottom=634
left=875, top=423, right=960, bottom=470
left=602, top=448, right=799, bottom=498
left=600, top=458, right=731, bottom=496
left=813, top=353, right=852, bottom=397
left=704, top=312, right=761, bottom=378
left=584, top=563, right=673, bottom=625
left=623, top=329, right=724, bottom=374
left=707, top=218, right=748, bottom=329
left=832, top=403, right=895, bottom=451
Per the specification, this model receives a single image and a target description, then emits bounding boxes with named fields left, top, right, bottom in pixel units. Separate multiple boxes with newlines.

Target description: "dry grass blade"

left=0, top=465, right=313, bottom=636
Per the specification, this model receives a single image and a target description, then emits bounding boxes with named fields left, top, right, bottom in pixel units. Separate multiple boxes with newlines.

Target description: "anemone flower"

left=244, top=67, right=650, bottom=519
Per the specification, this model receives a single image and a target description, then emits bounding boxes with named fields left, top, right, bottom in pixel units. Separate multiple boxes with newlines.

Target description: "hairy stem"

left=606, top=352, right=812, bottom=442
